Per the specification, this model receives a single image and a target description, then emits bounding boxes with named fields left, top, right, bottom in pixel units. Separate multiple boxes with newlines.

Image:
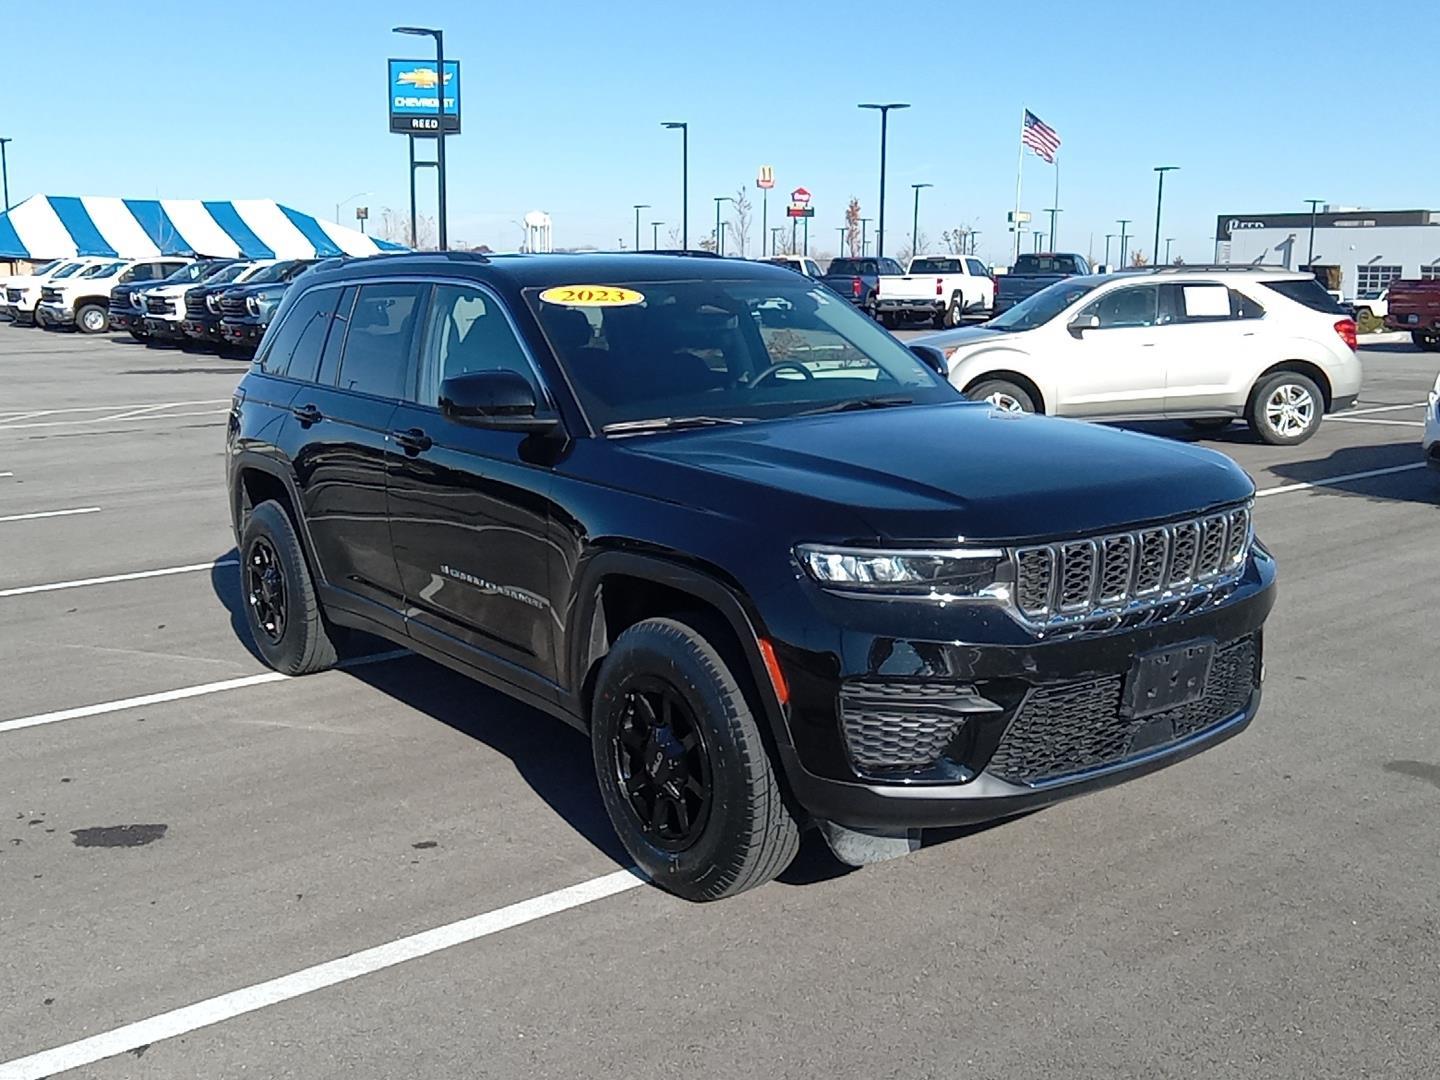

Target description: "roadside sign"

left=791, top=187, right=811, bottom=205
left=388, top=59, right=462, bottom=136
left=786, top=205, right=814, bottom=218
left=1007, top=210, right=1031, bottom=224
left=757, top=166, right=775, bottom=190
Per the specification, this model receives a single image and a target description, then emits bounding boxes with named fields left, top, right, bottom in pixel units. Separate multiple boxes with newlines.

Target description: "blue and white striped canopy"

left=0, top=195, right=407, bottom=260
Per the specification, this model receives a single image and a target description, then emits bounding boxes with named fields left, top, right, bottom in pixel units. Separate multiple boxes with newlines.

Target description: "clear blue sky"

left=5, top=0, right=1436, bottom=265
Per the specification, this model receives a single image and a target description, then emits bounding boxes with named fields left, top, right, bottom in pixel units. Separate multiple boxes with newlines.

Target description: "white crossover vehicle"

left=915, top=267, right=1363, bottom=445
left=1424, top=370, right=1439, bottom=474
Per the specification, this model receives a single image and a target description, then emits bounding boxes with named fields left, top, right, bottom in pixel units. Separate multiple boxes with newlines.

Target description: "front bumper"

left=219, top=318, right=265, bottom=347
left=766, top=544, right=1277, bottom=830
left=36, top=303, right=75, bottom=327
left=142, top=316, right=187, bottom=340
left=109, top=309, right=144, bottom=333
left=181, top=315, right=223, bottom=340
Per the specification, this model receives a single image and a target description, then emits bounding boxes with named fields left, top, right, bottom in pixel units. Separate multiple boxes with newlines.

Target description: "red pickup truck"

left=1384, top=280, right=1440, bottom=350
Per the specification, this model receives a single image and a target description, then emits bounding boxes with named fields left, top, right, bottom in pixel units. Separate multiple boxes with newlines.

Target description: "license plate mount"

left=1123, top=640, right=1214, bottom=719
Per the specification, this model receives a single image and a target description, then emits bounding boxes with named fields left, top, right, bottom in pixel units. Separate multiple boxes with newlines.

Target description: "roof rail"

left=633, top=248, right=725, bottom=258
left=1145, top=263, right=1293, bottom=273
left=365, top=249, right=491, bottom=263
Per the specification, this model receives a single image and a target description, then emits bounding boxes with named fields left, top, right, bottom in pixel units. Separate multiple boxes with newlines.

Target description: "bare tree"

left=845, top=197, right=862, bottom=257
left=666, top=224, right=683, bottom=249
left=698, top=231, right=719, bottom=253
left=897, top=231, right=929, bottom=265
left=378, top=207, right=436, bottom=249
left=941, top=227, right=970, bottom=255
left=728, top=187, right=753, bottom=258
left=1131, top=250, right=1149, bottom=268
left=1172, top=254, right=1186, bottom=265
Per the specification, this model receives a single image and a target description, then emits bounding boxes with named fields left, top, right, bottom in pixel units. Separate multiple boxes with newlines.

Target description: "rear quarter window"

left=1260, top=278, right=1347, bottom=314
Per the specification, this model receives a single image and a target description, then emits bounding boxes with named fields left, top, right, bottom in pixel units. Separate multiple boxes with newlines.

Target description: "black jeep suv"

left=226, top=252, right=1276, bottom=901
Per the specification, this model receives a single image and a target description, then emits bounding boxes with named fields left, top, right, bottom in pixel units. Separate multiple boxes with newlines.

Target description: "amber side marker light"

left=757, top=638, right=790, bottom=706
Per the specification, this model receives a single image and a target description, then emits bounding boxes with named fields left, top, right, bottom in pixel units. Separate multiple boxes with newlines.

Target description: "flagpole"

left=1013, top=106, right=1025, bottom=265
left=1052, top=153, right=1060, bottom=249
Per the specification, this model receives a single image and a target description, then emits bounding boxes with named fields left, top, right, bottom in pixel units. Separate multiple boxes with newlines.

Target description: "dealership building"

left=1215, top=208, right=1440, bottom=298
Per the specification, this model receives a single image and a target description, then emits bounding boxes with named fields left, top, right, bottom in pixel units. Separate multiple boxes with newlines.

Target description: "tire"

left=1414, top=332, right=1440, bottom=353
left=1184, top=418, right=1233, bottom=433
left=944, top=293, right=965, bottom=328
left=238, top=500, right=338, bottom=675
left=1247, top=371, right=1324, bottom=446
left=965, top=378, right=1037, bottom=413
left=129, top=329, right=147, bottom=342
left=76, top=304, right=109, bottom=334
left=590, top=617, right=800, bottom=902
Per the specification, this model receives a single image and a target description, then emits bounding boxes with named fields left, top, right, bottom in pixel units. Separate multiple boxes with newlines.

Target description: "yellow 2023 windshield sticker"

left=539, top=285, right=645, bottom=307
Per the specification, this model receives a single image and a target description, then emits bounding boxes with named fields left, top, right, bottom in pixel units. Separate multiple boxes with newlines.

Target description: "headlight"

left=245, top=295, right=260, bottom=316
left=130, top=291, right=143, bottom=308
left=796, top=544, right=1009, bottom=598
left=207, top=294, right=220, bottom=313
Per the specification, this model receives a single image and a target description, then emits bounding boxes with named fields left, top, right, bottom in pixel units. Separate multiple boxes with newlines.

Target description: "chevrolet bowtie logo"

left=397, top=68, right=451, bottom=90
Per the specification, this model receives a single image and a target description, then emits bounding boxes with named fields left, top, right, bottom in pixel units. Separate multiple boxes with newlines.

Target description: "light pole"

left=858, top=102, right=909, bottom=258
left=393, top=26, right=449, bottom=250
left=1104, top=233, right=1115, bottom=267
left=713, top=195, right=735, bottom=256
left=651, top=221, right=663, bottom=250
left=335, top=191, right=370, bottom=226
left=910, top=182, right=932, bottom=260
left=632, top=204, right=649, bottom=252
left=1151, top=166, right=1178, bottom=267
left=860, top=217, right=872, bottom=257
left=1034, top=231, right=1046, bottom=253
left=0, top=137, right=12, bottom=212
left=770, top=226, right=783, bottom=255
left=662, top=122, right=688, bottom=249
left=1044, top=208, right=1061, bottom=251
left=837, top=226, right=847, bottom=257
left=1165, top=237, right=1175, bottom=264
left=1117, top=219, right=1131, bottom=268
left=1305, top=198, right=1325, bottom=267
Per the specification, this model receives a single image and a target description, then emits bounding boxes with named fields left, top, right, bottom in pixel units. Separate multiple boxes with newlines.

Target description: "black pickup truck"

left=995, top=252, right=1091, bottom=313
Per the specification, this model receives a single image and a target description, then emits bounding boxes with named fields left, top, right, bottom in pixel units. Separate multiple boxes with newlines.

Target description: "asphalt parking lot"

left=2, top=327, right=1436, bottom=1079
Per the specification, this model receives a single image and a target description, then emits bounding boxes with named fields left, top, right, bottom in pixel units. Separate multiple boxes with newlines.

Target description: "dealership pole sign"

left=388, top=59, right=461, bottom=135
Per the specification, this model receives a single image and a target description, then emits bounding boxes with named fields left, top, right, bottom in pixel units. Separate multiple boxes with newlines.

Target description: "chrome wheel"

left=80, top=308, right=107, bottom=333
left=1264, top=383, right=1315, bottom=439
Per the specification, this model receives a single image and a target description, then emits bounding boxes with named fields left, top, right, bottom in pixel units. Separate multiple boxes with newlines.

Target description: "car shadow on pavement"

left=1268, top=443, right=1437, bottom=505
left=211, top=548, right=266, bottom=664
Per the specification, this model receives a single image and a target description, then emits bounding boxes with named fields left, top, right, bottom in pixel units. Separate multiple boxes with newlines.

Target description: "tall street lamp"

left=837, top=226, right=847, bottom=257
left=910, top=182, right=932, bottom=259
left=1044, top=208, right=1061, bottom=251
left=1305, top=198, right=1325, bottom=267
left=632, top=204, right=649, bottom=251
left=858, top=102, right=910, bottom=257
left=1117, top=219, right=1131, bottom=268
left=335, top=191, right=370, bottom=226
left=662, top=122, right=688, bottom=249
left=770, top=226, right=783, bottom=255
left=860, top=217, right=872, bottom=256
left=393, top=25, right=449, bottom=250
left=1152, top=165, right=1179, bottom=266
left=0, top=137, right=12, bottom=213
left=651, top=221, right=663, bottom=250
left=1165, top=237, right=1176, bottom=264
left=1104, top=233, right=1115, bottom=267
left=713, top=195, right=735, bottom=256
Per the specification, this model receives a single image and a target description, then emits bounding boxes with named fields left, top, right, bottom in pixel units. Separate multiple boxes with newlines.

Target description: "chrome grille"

left=1011, top=503, right=1253, bottom=627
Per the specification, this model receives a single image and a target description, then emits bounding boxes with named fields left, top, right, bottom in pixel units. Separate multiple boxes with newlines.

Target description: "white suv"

left=915, top=268, right=1363, bottom=445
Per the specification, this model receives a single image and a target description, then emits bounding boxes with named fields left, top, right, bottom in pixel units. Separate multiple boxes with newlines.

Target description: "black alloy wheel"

left=611, top=678, right=713, bottom=852
left=246, top=536, right=287, bottom=643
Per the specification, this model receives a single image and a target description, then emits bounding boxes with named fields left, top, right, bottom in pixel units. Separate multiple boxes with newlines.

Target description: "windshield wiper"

left=796, top=395, right=913, bottom=416
left=602, top=415, right=754, bottom=436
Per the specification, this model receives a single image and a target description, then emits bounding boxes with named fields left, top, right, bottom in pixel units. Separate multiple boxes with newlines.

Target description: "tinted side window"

left=316, top=286, right=356, bottom=386
left=336, top=282, right=425, bottom=399
left=967, top=259, right=987, bottom=276
left=1081, top=285, right=1160, bottom=328
left=1259, top=278, right=1346, bottom=314
left=259, top=287, right=340, bottom=380
left=416, top=284, right=536, bottom=406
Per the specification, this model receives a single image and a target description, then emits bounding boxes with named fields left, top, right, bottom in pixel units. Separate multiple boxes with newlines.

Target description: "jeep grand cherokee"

left=225, top=252, right=1276, bottom=901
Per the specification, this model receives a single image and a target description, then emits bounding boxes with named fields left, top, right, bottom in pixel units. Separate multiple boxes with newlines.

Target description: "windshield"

left=526, top=278, right=956, bottom=430
left=31, top=259, right=62, bottom=276
left=243, top=260, right=303, bottom=285
left=987, top=277, right=1101, bottom=331
left=1013, top=254, right=1081, bottom=274
left=203, top=262, right=250, bottom=285
left=51, top=262, right=89, bottom=280
left=910, top=258, right=963, bottom=274
left=825, top=258, right=875, bottom=277
left=79, top=261, right=127, bottom=278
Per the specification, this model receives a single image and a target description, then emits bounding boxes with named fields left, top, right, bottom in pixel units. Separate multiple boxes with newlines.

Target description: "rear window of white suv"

left=1260, top=278, right=1347, bottom=314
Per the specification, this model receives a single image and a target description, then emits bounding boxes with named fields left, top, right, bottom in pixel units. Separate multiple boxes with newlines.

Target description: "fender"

left=563, top=549, right=797, bottom=759
left=227, top=448, right=330, bottom=586
left=948, top=346, right=1055, bottom=407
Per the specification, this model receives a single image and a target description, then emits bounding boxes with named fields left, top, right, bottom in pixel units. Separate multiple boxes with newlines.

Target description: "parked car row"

left=3, top=255, right=318, bottom=354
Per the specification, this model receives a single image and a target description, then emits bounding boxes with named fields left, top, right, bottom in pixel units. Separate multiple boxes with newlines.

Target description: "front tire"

left=239, top=500, right=338, bottom=675
left=1414, top=331, right=1440, bottom=352
left=1247, top=371, right=1323, bottom=445
left=590, top=617, right=800, bottom=902
left=76, top=304, right=109, bottom=334
left=965, top=377, right=1037, bottom=413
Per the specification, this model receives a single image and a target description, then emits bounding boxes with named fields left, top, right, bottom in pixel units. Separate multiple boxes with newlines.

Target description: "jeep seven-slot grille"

left=1013, top=505, right=1250, bottom=624
left=986, top=636, right=1258, bottom=785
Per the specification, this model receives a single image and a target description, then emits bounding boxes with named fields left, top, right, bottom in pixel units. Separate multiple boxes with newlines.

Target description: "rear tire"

left=1247, top=371, right=1323, bottom=445
left=76, top=304, right=109, bottom=334
left=239, top=500, right=338, bottom=675
left=590, top=617, right=800, bottom=902
left=965, top=378, right=1036, bottom=414
left=940, top=293, right=965, bottom=329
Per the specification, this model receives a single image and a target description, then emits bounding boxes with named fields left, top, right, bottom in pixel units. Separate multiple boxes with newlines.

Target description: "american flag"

left=1022, top=109, right=1061, bottom=163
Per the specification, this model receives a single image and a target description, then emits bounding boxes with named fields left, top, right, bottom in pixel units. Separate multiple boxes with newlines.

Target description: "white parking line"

left=1255, top=462, right=1428, bottom=498
left=1326, top=416, right=1425, bottom=428
left=0, top=399, right=228, bottom=423
left=0, top=506, right=101, bottom=523
left=0, top=472, right=13, bottom=478
left=0, top=559, right=238, bottom=598
left=1344, top=401, right=1428, bottom=416
left=0, top=649, right=409, bottom=735
left=0, top=409, right=229, bottom=432
left=0, top=867, right=646, bottom=1080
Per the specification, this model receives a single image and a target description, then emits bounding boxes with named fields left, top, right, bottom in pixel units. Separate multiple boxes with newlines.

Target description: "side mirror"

left=439, top=370, right=558, bottom=434
left=1067, top=314, right=1100, bottom=338
left=909, top=343, right=949, bottom=377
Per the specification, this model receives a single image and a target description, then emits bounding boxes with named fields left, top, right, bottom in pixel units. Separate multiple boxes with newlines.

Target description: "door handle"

left=291, top=403, right=323, bottom=424
left=391, top=427, right=433, bottom=453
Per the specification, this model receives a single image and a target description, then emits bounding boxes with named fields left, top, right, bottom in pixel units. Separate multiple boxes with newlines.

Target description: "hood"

left=912, top=324, right=1015, bottom=350
left=619, top=402, right=1253, bottom=543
